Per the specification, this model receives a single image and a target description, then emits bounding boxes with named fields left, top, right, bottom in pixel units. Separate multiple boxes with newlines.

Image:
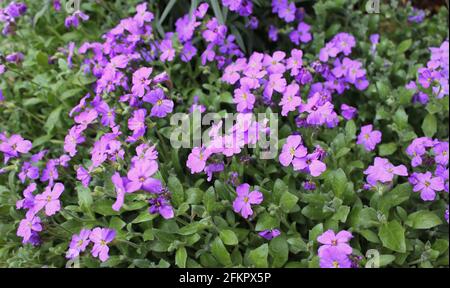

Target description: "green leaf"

left=378, top=183, right=411, bottom=214
left=158, top=0, right=177, bottom=26
left=175, top=247, right=187, bottom=268
left=269, top=235, right=288, bottom=268
left=345, top=120, right=357, bottom=141
left=255, top=213, right=279, bottom=231
left=422, top=114, right=437, bottom=137
left=379, top=220, right=406, bottom=253
left=210, top=0, right=225, bottom=24
left=248, top=244, right=269, bottom=268
left=326, top=169, right=348, bottom=199
left=93, top=200, right=120, bottom=216
left=273, top=179, right=288, bottom=203
left=332, top=205, right=350, bottom=223
left=379, top=143, right=398, bottom=156
left=211, top=237, right=232, bottom=266
left=132, top=211, right=157, bottom=224
left=219, top=230, right=238, bottom=246
left=185, top=188, right=204, bottom=205
left=44, top=106, right=63, bottom=133
left=279, top=192, right=298, bottom=213
left=359, top=229, right=380, bottom=244
left=76, top=185, right=93, bottom=213
left=397, top=39, right=412, bottom=53
left=168, top=176, right=184, bottom=207
left=406, top=211, right=443, bottom=229
left=309, top=223, right=324, bottom=242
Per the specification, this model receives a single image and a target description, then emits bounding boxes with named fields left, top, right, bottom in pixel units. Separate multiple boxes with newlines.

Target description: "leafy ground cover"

left=0, top=0, right=448, bottom=268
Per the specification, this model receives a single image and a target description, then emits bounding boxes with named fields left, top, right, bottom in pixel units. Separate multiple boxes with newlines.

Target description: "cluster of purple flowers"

left=66, top=228, right=116, bottom=262
left=187, top=113, right=269, bottom=181
left=0, top=1, right=27, bottom=35
left=407, top=40, right=449, bottom=104
left=269, top=1, right=311, bottom=45
left=407, top=138, right=448, bottom=209
left=9, top=3, right=185, bottom=253
left=222, top=0, right=253, bottom=17
left=364, top=157, right=408, bottom=189
left=65, top=10, right=89, bottom=29
left=279, top=135, right=327, bottom=177
left=317, top=230, right=354, bottom=268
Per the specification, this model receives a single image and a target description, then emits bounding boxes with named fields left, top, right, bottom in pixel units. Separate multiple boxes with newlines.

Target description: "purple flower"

left=408, top=8, right=426, bottom=23
left=319, top=247, right=352, bottom=268
left=279, top=83, right=302, bottom=116
left=264, top=73, right=286, bottom=99
left=318, top=230, right=353, bottom=256
left=433, top=142, right=449, bottom=166
left=127, top=109, right=147, bottom=142
left=74, top=109, right=98, bottom=129
left=126, top=160, right=161, bottom=193
left=17, top=215, right=42, bottom=243
left=286, top=49, right=303, bottom=76
left=65, top=10, right=89, bottom=29
left=176, top=14, right=200, bottom=43
left=279, top=135, right=307, bottom=167
left=299, top=93, right=337, bottom=127
left=259, top=229, right=281, bottom=240
left=53, top=0, right=61, bottom=11
left=357, top=125, right=382, bottom=151
left=293, top=152, right=327, bottom=177
left=40, top=159, right=59, bottom=185
left=232, top=183, right=263, bottom=219
left=268, top=25, right=278, bottom=42
left=18, top=162, right=39, bottom=183
left=89, top=228, right=116, bottom=262
left=181, top=42, right=198, bottom=62
left=143, top=88, right=174, bottom=118
left=195, top=3, right=209, bottom=18
left=364, top=157, right=408, bottom=187
left=205, top=162, right=225, bottom=182
left=134, top=3, right=154, bottom=27
left=149, top=196, right=174, bottom=219
left=406, top=137, right=435, bottom=167
left=34, top=183, right=65, bottom=216
left=66, top=229, right=91, bottom=259
left=76, top=166, right=91, bottom=188
left=296, top=22, right=312, bottom=43
left=64, top=125, right=85, bottom=157
left=159, top=39, right=176, bottom=62
left=341, top=104, right=357, bottom=120
left=112, top=172, right=128, bottom=211
left=187, top=147, right=211, bottom=174
left=278, top=1, right=296, bottom=23
left=412, top=172, right=445, bottom=201
left=263, top=51, right=286, bottom=74
left=0, top=134, right=32, bottom=161
left=233, top=86, right=255, bottom=112
left=131, top=67, right=152, bottom=98
left=16, top=183, right=37, bottom=210
left=319, top=43, right=339, bottom=62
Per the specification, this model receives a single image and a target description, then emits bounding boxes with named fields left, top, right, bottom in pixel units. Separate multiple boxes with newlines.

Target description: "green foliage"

left=0, top=0, right=448, bottom=268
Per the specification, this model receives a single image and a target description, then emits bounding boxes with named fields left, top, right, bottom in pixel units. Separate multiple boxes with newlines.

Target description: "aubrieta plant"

left=0, top=0, right=448, bottom=268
